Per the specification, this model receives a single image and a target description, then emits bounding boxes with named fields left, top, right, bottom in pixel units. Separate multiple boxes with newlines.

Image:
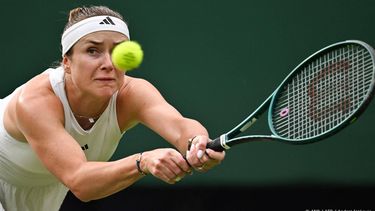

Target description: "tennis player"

left=0, top=5, right=225, bottom=211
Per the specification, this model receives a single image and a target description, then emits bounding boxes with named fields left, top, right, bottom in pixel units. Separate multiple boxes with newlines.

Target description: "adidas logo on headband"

left=100, top=17, right=115, bottom=25
left=62, top=15, right=130, bottom=55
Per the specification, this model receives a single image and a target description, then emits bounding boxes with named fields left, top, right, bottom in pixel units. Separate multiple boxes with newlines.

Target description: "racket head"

left=268, top=40, right=375, bottom=144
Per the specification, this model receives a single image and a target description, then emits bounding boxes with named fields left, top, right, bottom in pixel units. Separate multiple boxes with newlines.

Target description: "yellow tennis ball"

left=111, top=41, right=144, bottom=71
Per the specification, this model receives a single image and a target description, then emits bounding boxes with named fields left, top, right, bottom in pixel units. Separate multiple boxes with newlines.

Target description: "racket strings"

left=272, top=44, right=374, bottom=140
left=274, top=51, right=368, bottom=120
left=274, top=55, right=372, bottom=121
left=274, top=50, right=372, bottom=104
left=292, top=48, right=370, bottom=137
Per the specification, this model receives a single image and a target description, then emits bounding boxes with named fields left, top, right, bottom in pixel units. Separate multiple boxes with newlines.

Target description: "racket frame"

left=212, top=40, right=375, bottom=151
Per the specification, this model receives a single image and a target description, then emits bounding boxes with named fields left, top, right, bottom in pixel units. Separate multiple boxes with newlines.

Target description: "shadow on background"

left=61, top=185, right=375, bottom=211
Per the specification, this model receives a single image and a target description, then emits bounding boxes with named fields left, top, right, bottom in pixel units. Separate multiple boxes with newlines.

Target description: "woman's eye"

left=87, top=48, right=99, bottom=55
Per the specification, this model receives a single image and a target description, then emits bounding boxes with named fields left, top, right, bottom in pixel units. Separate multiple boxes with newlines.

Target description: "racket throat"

left=220, top=134, right=231, bottom=150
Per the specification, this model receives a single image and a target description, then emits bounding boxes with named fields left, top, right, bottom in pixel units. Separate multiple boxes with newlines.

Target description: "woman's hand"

left=186, top=135, right=226, bottom=172
left=140, top=148, right=192, bottom=184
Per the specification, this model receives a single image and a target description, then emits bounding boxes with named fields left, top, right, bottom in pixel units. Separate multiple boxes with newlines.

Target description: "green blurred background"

left=1, top=0, right=375, bottom=190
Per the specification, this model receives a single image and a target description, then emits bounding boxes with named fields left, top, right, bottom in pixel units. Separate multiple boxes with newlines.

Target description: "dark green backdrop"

left=1, top=0, right=374, bottom=188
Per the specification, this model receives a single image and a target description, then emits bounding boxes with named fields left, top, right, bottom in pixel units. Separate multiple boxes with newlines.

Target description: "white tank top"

left=0, top=67, right=124, bottom=186
left=49, top=67, right=123, bottom=161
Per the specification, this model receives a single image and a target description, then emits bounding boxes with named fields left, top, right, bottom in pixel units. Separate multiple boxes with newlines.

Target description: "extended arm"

left=14, top=77, right=144, bottom=201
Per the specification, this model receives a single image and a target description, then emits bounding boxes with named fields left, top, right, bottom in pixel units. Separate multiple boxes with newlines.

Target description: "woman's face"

left=64, top=31, right=128, bottom=99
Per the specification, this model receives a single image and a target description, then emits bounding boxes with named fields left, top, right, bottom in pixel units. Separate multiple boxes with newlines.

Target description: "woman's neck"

left=64, top=79, right=111, bottom=127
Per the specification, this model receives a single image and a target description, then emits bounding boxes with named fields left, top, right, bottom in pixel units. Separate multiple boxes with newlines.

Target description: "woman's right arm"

left=12, top=76, right=145, bottom=201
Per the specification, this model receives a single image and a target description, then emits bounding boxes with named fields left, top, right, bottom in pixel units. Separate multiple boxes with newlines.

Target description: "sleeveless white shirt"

left=0, top=67, right=124, bottom=210
left=49, top=67, right=123, bottom=161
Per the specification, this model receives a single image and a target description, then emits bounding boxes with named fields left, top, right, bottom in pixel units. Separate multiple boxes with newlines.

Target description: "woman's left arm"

left=118, top=77, right=225, bottom=171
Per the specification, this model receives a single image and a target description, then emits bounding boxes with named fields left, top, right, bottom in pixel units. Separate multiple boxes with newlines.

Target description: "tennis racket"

left=207, top=40, right=375, bottom=151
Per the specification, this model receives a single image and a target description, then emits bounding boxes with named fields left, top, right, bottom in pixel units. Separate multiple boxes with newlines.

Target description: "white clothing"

left=0, top=67, right=123, bottom=211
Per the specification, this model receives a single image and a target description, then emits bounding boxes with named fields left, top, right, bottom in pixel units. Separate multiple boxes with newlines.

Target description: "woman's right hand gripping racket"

left=207, top=40, right=375, bottom=151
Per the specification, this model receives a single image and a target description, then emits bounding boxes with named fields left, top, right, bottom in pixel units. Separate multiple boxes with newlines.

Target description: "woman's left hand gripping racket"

left=206, top=40, right=375, bottom=151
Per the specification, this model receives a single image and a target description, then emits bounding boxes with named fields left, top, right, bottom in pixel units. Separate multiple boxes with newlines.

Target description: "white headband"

left=61, top=15, right=130, bottom=56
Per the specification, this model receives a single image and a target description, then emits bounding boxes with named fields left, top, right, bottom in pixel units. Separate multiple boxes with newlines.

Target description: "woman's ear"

left=63, top=56, right=71, bottom=74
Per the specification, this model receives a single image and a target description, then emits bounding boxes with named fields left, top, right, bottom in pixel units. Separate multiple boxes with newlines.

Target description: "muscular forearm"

left=68, top=154, right=143, bottom=202
left=171, top=118, right=209, bottom=154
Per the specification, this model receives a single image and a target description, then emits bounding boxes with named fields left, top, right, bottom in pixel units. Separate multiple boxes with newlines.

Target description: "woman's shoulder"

left=118, top=76, right=162, bottom=101
left=8, top=71, right=64, bottom=131
left=125, top=75, right=161, bottom=90
left=16, top=71, right=60, bottom=108
left=24, top=71, right=54, bottom=93
left=116, top=76, right=165, bottom=130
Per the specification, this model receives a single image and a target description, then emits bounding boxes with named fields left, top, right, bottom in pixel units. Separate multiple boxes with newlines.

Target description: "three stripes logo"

left=100, top=16, right=115, bottom=25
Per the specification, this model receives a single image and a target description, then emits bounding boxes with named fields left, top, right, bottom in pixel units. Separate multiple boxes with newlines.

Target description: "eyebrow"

left=83, top=39, right=126, bottom=46
left=83, top=40, right=103, bottom=46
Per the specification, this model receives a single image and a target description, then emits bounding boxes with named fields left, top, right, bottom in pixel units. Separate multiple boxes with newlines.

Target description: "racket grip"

left=206, top=137, right=226, bottom=152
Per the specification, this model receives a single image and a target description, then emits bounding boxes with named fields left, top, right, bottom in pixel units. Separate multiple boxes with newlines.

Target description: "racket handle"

left=206, top=137, right=226, bottom=152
